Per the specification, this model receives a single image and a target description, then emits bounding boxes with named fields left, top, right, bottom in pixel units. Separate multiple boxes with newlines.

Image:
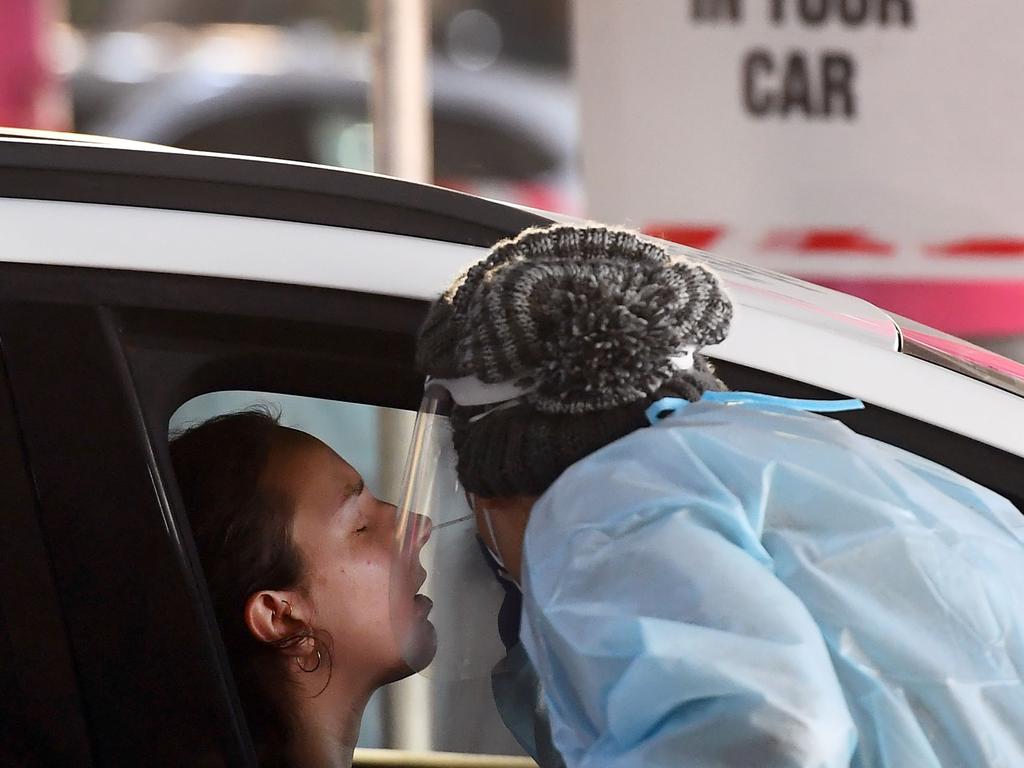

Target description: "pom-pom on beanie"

left=416, top=224, right=733, bottom=497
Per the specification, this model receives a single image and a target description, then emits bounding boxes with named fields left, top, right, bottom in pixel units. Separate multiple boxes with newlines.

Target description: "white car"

left=1, top=131, right=1021, bottom=767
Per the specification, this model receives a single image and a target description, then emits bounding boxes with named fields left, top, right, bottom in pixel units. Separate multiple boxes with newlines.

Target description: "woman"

left=171, top=408, right=434, bottom=767
left=409, top=223, right=1024, bottom=767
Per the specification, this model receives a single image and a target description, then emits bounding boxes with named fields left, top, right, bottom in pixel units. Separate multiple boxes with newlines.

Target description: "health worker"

left=396, top=223, right=1024, bottom=768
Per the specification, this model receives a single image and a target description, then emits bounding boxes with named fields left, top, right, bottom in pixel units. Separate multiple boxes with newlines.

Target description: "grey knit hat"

left=417, top=223, right=733, bottom=497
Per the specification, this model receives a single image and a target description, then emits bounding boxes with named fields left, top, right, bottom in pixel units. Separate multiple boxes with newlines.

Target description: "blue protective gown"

left=518, top=399, right=1024, bottom=767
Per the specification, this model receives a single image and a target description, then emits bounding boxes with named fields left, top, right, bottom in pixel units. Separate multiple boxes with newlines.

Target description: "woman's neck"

left=286, top=671, right=373, bottom=768
left=287, top=733, right=356, bottom=768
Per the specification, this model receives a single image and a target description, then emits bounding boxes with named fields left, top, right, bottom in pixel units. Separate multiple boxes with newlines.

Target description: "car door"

left=0, top=250, right=532, bottom=765
left=0, top=264, right=255, bottom=766
left=5, top=261, right=1021, bottom=768
left=112, top=260, right=529, bottom=762
left=0, top=340, right=93, bottom=766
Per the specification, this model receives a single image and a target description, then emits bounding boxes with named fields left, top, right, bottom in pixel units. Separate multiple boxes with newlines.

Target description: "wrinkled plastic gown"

left=518, top=400, right=1024, bottom=768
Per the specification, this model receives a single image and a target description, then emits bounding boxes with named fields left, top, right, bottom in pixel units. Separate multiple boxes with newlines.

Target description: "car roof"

left=0, top=134, right=894, bottom=342
left=0, top=133, right=542, bottom=247
left=891, top=313, right=1024, bottom=397
left=0, top=126, right=178, bottom=150
left=3, top=135, right=1023, bottom=458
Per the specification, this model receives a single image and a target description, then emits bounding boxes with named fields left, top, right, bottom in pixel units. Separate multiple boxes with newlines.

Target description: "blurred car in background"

left=67, top=23, right=580, bottom=213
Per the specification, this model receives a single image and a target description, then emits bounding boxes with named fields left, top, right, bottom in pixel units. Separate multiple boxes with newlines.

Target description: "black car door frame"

left=0, top=261, right=430, bottom=766
left=0, top=341, right=93, bottom=766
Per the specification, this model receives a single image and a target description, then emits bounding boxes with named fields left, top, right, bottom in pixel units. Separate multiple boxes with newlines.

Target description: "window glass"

left=170, top=391, right=528, bottom=760
left=169, top=98, right=555, bottom=181
left=311, top=113, right=375, bottom=172
left=171, top=391, right=409, bottom=502
left=433, top=114, right=556, bottom=180
left=174, top=104, right=319, bottom=164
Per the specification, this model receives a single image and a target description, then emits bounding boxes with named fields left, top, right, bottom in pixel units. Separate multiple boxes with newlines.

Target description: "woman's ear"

left=244, top=591, right=313, bottom=657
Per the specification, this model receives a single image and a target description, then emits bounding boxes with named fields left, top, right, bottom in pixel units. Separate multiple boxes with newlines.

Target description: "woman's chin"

left=384, top=591, right=439, bottom=681
left=405, top=619, right=438, bottom=674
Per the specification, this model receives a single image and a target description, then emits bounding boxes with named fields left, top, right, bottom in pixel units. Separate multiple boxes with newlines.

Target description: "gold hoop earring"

left=296, top=647, right=322, bottom=673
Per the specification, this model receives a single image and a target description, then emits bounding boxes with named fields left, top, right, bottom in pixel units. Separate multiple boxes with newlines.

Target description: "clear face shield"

left=390, top=379, right=516, bottom=681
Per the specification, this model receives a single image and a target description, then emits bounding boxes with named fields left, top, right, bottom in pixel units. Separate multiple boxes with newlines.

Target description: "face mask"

left=481, top=505, right=506, bottom=570
left=476, top=499, right=522, bottom=592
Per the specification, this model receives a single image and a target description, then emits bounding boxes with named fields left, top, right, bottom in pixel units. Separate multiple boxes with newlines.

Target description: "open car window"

left=127, top=276, right=531, bottom=762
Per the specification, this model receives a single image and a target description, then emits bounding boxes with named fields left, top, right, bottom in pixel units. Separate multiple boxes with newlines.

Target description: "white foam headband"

left=427, top=346, right=699, bottom=407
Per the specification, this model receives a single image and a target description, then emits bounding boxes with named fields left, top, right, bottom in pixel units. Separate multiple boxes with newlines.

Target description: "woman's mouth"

left=413, top=593, right=433, bottom=617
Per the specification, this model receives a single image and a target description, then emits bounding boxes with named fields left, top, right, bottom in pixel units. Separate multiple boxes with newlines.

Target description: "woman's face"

left=264, top=429, right=436, bottom=685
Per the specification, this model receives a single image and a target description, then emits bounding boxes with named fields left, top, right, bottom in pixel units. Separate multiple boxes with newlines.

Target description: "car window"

left=311, top=113, right=375, bottom=172
left=169, top=392, right=411, bottom=754
left=433, top=113, right=557, bottom=181
left=169, top=390, right=529, bottom=761
left=167, top=100, right=557, bottom=182
left=98, top=262, right=534, bottom=762
left=311, top=109, right=559, bottom=179
left=175, top=102, right=322, bottom=164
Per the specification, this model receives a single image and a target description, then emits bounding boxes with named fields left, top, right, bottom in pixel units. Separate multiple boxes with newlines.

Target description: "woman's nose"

left=380, top=499, right=431, bottom=546
left=411, top=512, right=432, bottom=548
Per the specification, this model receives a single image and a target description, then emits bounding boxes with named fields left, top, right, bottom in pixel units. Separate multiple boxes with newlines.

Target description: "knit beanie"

left=416, top=224, right=733, bottom=498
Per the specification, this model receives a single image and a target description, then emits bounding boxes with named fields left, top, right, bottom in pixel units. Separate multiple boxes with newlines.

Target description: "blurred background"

left=7, top=0, right=579, bottom=212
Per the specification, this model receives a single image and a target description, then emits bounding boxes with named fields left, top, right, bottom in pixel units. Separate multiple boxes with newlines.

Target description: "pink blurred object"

left=0, top=0, right=70, bottom=130
left=900, top=326, right=1024, bottom=386
left=806, top=278, right=1024, bottom=339
left=760, top=228, right=895, bottom=257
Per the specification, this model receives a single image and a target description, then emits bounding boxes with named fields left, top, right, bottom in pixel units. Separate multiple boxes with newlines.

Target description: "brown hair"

left=170, top=407, right=303, bottom=766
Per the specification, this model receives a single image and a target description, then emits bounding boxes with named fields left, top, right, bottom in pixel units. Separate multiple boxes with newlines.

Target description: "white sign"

left=574, top=0, right=1024, bottom=337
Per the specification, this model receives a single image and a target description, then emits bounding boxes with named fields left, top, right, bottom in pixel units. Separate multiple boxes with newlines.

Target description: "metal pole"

left=369, top=0, right=433, bottom=753
left=370, top=0, right=433, bottom=182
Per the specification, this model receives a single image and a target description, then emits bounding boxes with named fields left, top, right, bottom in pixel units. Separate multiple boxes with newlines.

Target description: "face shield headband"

left=428, top=345, right=700, bottom=416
